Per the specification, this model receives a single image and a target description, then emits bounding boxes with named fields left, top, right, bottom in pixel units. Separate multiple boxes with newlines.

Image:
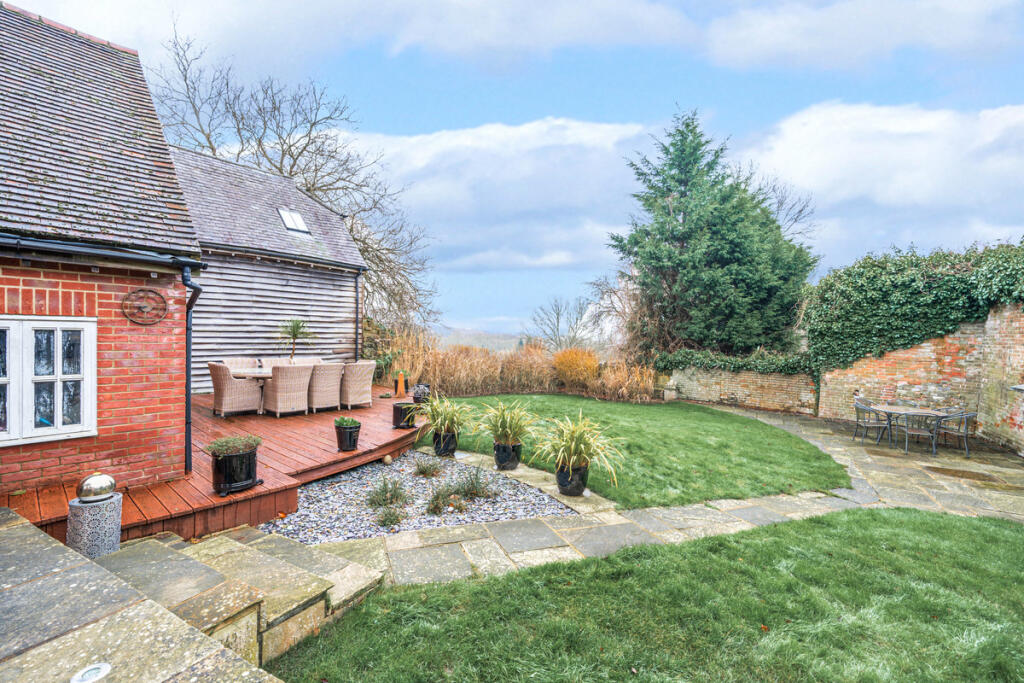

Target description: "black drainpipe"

left=354, top=271, right=362, bottom=359
left=179, top=265, right=203, bottom=473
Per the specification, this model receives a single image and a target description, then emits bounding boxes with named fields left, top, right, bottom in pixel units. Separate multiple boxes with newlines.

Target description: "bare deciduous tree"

left=150, top=28, right=436, bottom=328
left=526, top=296, right=597, bottom=351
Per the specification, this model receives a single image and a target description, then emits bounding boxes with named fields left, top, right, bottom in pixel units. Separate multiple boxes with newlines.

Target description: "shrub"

left=413, top=457, right=442, bottom=477
left=419, top=396, right=474, bottom=436
left=421, top=345, right=502, bottom=396
left=654, top=348, right=813, bottom=376
left=452, top=467, right=495, bottom=500
left=426, top=484, right=466, bottom=514
left=531, top=411, right=622, bottom=485
left=500, top=342, right=555, bottom=393
left=207, top=435, right=262, bottom=457
left=366, top=475, right=408, bottom=508
left=478, top=400, right=535, bottom=445
left=375, top=506, right=403, bottom=528
left=596, top=363, right=656, bottom=403
left=553, top=348, right=599, bottom=392
left=334, top=416, right=360, bottom=427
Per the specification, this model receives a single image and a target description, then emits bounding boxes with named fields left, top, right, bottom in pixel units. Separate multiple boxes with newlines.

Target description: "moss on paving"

left=267, top=508, right=1024, bottom=682
left=447, top=394, right=849, bottom=508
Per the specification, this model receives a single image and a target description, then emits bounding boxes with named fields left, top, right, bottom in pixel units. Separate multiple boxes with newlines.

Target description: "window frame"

left=277, top=207, right=310, bottom=234
left=0, top=315, right=98, bottom=446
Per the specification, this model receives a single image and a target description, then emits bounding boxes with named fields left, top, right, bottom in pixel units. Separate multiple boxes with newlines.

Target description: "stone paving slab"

left=509, top=546, right=583, bottom=568
left=462, top=538, right=516, bottom=576
left=162, top=647, right=280, bottom=682
left=650, top=504, right=742, bottom=528
left=0, top=599, right=230, bottom=683
left=486, top=518, right=567, bottom=554
left=418, top=524, right=489, bottom=546
left=727, top=505, right=790, bottom=526
left=95, top=539, right=225, bottom=610
left=172, top=579, right=264, bottom=633
left=0, top=506, right=28, bottom=531
left=560, top=522, right=662, bottom=557
left=318, top=537, right=390, bottom=574
left=390, top=543, right=474, bottom=584
left=0, top=560, right=143, bottom=662
left=0, top=521, right=88, bottom=589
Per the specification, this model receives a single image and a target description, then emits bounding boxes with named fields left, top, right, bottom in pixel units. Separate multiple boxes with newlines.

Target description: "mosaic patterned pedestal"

left=66, top=493, right=122, bottom=559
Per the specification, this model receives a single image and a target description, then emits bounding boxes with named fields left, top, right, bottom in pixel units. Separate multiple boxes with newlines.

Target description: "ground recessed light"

left=70, top=662, right=111, bottom=682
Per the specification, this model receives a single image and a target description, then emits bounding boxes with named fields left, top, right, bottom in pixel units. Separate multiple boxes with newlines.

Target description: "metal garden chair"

left=896, top=411, right=942, bottom=455
left=854, top=400, right=890, bottom=444
left=937, top=411, right=977, bottom=458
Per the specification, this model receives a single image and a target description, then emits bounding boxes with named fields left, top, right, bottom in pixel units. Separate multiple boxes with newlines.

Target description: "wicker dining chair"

left=308, top=362, right=344, bottom=413
left=341, top=359, right=376, bottom=409
left=291, top=356, right=323, bottom=365
left=262, top=364, right=315, bottom=417
left=937, top=411, right=977, bottom=458
left=208, top=362, right=262, bottom=417
left=221, top=356, right=259, bottom=371
left=260, top=357, right=290, bottom=370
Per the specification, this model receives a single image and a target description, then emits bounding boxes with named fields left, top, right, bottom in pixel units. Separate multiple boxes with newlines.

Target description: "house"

left=168, top=147, right=368, bottom=393
left=0, top=3, right=203, bottom=494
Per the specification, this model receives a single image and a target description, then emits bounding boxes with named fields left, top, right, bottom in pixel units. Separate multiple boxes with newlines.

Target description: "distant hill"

left=434, top=326, right=522, bottom=351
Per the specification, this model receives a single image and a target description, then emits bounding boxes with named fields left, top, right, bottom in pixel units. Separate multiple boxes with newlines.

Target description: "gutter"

left=175, top=262, right=204, bottom=474
left=0, top=231, right=203, bottom=269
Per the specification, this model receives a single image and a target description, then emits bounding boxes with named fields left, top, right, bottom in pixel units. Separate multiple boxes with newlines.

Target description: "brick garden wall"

left=975, top=304, right=1024, bottom=452
left=669, top=367, right=817, bottom=415
left=817, top=322, right=985, bottom=422
left=0, top=256, right=187, bottom=493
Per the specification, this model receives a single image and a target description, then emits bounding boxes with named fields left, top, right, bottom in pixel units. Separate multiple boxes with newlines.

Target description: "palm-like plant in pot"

left=479, top=401, right=535, bottom=471
left=419, top=396, right=473, bottom=457
left=530, top=411, right=621, bottom=496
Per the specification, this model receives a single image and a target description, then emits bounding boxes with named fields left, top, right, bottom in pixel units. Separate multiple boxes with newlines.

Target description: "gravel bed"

left=259, top=450, right=577, bottom=544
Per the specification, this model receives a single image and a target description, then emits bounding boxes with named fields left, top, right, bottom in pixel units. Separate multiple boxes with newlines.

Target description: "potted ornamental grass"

left=530, top=411, right=621, bottom=496
left=334, top=416, right=361, bottom=452
left=479, top=400, right=535, bottom=470
left=208, top=435, right=264, bottom=497
left=420, top=395, right=473, bottom=457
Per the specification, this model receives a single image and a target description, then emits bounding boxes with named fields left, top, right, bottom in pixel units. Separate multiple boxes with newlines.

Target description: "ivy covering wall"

left=656, top=243, right=1024, bottom=377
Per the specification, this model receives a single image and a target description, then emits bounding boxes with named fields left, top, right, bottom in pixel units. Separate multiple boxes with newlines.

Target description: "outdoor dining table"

left=871, top=404, right=947, bottom=448
left=230, top=369, right=272, bottom=380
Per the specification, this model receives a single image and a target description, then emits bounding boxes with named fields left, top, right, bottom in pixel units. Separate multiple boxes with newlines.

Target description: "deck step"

left=95, top=539, right=264, bottom=664
left=180, top=535, right=333, bottom=662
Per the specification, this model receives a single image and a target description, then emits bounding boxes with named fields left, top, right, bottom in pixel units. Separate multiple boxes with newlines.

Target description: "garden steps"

left=0, top=507, right=279, bottom=682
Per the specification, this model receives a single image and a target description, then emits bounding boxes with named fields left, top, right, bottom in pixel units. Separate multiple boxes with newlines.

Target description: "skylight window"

left=278, top=208, right=310, bottom=233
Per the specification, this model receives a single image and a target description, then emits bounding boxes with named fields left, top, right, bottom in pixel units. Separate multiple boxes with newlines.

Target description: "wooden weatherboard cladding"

left=190, top=251, right=359, bottom=393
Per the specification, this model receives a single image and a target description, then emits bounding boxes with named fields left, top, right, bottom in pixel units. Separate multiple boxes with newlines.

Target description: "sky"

left=26, top=0, right=1024, bottom=334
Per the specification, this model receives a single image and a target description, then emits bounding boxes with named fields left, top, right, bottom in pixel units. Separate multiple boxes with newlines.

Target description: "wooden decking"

left=1, top=388, right=421, bottom=541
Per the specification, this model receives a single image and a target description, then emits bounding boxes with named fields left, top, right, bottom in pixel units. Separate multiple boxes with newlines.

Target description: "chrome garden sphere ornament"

left=76, top=472, right=116, bottom=503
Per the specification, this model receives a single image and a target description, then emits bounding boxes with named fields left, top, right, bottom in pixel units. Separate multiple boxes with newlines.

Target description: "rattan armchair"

left=341, top=359, right=376, bottom=409
left=308, top=362, right=344, bottom=413
left=208, top=362, right=262, bottom=417
left=262, top=364, right=314, bottom=417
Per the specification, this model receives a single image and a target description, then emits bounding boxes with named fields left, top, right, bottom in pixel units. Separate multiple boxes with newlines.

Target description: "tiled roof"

left=0, top=3, right=200, bottom=257
left=169, top=147, right=367, bottom=270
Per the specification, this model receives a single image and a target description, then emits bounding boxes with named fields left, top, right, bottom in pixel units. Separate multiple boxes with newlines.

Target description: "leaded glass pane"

left=34, top=382, right=54, bottom=428
left=34, top=330, right=54, bottom=376
left=0, top=385, right=6, bottom=432
left=62, top=330, right=82, bottom=375
left=0, top=329, right=6, bottom=378
left=62, top=380, right=81, bottom=426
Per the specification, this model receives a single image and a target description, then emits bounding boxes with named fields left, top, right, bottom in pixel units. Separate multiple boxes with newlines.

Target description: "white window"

left=277, top=208, right=310, bottom=233
left=0, top=316, right=97, bottom=446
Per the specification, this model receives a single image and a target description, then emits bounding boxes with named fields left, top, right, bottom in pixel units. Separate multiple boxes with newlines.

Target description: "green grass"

left=439, top=394, right=849, bottom=508
left=267, top=509, right=1024, bottom=682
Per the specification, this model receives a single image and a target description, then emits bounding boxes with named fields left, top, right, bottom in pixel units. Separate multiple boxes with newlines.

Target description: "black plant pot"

left=412, top=383, right=431, bottom=403
left=335, top=424, right=360, bottom=452
left=212, top=448, right=263, bottom=497
left=555, top=464, right=589, bottom=496
left=392, top=402, right=417, bottom=429
left=433, top=431, right=458, bottom=456
left=493, top=443, right=521, bottom=470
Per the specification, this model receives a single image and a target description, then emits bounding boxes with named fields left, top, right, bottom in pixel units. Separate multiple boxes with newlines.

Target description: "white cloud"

left=345, top=118, right=648, bottom=271
left=707, top=0, right=1019, bottom=68
left=745, top=101, right=1024, bottom=209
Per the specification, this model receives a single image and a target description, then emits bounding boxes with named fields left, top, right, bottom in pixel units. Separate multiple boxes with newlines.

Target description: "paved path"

left=319, top=409, right=1024, bottom=585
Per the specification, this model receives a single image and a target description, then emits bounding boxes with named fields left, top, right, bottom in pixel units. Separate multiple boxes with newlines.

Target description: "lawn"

left=268, top=509, right=1019, bottom=679
left=438, top=394, right=849, bottom=508
left=267, top=509, right=1024, bottom=682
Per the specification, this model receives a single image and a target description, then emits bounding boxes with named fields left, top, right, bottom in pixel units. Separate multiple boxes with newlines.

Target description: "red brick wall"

left=976, top=304, right=1024, bottom=452
left=0, top=256, right=187, bottom=493
left=818, top=322, right=985, bottom=421
left=669, top=367, right=817, bottom=415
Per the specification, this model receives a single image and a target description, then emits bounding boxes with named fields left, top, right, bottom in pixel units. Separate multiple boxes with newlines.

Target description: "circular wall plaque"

left=121, top=288, right=167, bottom=325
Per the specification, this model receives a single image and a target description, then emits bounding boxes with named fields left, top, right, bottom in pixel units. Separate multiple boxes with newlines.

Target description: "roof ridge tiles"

left=1, top=2, right=139, bottom=55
